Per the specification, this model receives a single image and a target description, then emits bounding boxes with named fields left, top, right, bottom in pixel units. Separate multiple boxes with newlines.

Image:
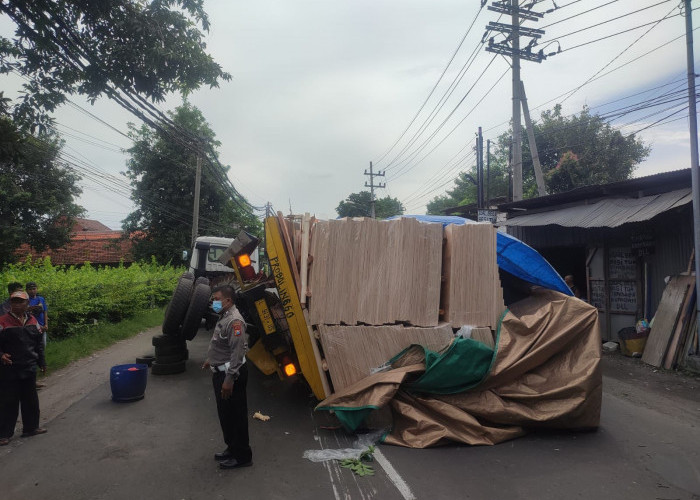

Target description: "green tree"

left=0, top=101, right=84, bottom=264
left=427, top=105, right=649, bottom=213
left=336, top=191, right=405, bottom=219
left=123, top=102, right=261, bottom=264
left=0, top=1, right=230, bottom=131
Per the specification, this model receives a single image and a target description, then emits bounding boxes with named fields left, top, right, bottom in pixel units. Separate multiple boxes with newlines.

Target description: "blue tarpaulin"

left=391, top=215, right=572, bottom=296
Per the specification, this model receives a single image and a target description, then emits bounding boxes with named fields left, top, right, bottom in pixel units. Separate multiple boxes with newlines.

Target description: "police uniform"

left=208, top=306, right=252, bottom=465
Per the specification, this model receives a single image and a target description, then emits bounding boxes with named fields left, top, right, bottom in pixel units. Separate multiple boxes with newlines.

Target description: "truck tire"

left=151, top=334, right=186, bottom=348
left=194, top=276, right=210, bottom=287
left=155, top=352, right=186, bottom=364
left=135, top=355, right=155, bottom=366
left=155, top=343, right=187, bottom=357
left=181, top=283, right=212, bottom=341
left=151, top=360, right=186, bottom=375
left=162, top=275, right=194, bottom=337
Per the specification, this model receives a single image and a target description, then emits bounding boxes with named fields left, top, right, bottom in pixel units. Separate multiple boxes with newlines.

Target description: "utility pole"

left=364, top=161, right=385, bottom=218
left=684, top=0, right=700, bottom=345
left=511, top=2, right=522, bottom=201
left=265, top=202, right=272, bottom=218
left=520, top=80, right=547, bottom=196
left=485, top=0, right=546, bottom=201
left=477, top=127, right=484, bottom=209
left=486, top=139, right=491, bottom=207
left=191, top=154, right=202, bottom=246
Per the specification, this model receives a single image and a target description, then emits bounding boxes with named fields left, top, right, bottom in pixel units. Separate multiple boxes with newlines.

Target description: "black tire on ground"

left=162, top=275, right=194, bottom=337
left=155, top=343, right=187, bottom=357
left=181, top=283, right=212, bottom=341
left=151, top=360, right=186, bottom=375
left=181, top=271, right=195, bottom=281
left=152, top=334, right=186, bottom=348
left=135, top=355, right=155, bottom=366
left=194, top=276, right=210, bottom=287
left=155, top=351, right=188, bottom=364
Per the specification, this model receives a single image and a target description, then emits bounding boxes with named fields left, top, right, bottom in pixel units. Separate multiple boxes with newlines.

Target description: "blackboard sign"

left=590, top=280, right=605, bottom=310
left=608, top=248, right=636, bottom=280
left=609, top=280, right=637, bottom=313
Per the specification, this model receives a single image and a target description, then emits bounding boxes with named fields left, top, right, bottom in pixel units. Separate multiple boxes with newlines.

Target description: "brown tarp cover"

left=317, top=289, right=602, bottom=448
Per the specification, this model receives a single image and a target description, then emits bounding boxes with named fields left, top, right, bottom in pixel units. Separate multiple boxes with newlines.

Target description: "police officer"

left=202, top=285, right=252, bottom=469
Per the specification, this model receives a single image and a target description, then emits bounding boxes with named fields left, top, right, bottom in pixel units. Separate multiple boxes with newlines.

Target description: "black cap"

left=25, top=281, right=37, bottom=289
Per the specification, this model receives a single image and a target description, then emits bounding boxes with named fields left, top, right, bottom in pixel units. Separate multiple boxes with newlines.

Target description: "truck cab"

left=188, top=236, right=259, bottom=286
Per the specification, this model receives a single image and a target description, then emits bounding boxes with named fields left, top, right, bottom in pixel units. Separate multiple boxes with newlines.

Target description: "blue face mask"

left=212, top=300, right=223, bottom=313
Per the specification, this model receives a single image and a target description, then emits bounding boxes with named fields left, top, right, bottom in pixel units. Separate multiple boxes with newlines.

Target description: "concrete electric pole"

left=364, top=161, right=386, bottom=218
left=485, top=0, right=546, bottom=201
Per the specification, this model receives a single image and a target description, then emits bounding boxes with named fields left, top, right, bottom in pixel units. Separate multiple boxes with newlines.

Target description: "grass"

left=42, top=307, right=165, bottom=375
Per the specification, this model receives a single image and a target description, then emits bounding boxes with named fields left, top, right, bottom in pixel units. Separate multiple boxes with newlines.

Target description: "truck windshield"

left=208, top=247, right=227, bottom=262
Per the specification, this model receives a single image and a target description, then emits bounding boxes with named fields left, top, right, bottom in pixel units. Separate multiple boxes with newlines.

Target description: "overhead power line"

left=374, top=5, right=488, bottom=166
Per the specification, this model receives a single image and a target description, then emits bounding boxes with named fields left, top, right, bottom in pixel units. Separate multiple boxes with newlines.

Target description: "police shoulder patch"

left=233, top=321, right=243, bottom=337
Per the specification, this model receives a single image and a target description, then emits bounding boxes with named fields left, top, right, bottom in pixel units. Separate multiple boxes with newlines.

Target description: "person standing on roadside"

left=0, top=290, right=47, bottom=446
left=201, top=285, right=252, bottom=470
left=26, top=282, right=48, bottom=344
left=26, top=282, right=48, bottom=389
left=1, top=282, right=23, bottom=315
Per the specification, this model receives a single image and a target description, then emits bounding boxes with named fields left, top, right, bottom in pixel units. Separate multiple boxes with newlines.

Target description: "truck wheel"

left=135, top=355, right=155, bottom=366
left=151, top=360, right=186, bottom=375
left=195, top=276, right=210, bottom=287
left=152, top=334, right=186, bottom=348
left=181, top=283, right=212, bottom=341
left=155, top=343, right=187, bottom=357
left=155, top=352, right=186, bottom=364
left=162, top=275, right=194, bottom=337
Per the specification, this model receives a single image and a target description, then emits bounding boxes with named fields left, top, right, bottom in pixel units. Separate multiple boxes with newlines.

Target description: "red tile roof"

left=71, top=218, right=113, bottom=233
left=16, top=219, right=134, bottom=265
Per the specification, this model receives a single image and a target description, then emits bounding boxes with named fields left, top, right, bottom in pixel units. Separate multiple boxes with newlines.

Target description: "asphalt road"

left=1, top=326, right=700, bottom=500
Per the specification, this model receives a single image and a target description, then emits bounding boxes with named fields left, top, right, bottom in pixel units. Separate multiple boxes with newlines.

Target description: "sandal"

left=0, top=438, right=9, bottom=446
left=21, top=428, right=47, bottom=438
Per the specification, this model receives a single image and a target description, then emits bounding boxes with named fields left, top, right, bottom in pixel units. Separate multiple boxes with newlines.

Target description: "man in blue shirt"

left=26, top=282, right=47, bottom=340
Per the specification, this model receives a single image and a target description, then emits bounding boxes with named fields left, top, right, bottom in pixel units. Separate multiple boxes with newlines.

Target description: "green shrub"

left=1, top=257, right=183, bottom=339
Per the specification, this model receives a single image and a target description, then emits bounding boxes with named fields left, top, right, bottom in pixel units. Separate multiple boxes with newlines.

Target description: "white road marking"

left=373, top=449, right=416, bottom=500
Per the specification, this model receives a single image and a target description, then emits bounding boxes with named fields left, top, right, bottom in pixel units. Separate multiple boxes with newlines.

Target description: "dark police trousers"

left=212, top=364, right=252, bottom=463
left=0, top=372, right=40, bottom=438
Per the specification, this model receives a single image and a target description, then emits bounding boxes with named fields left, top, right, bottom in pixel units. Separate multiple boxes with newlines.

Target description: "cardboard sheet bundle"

left=275, top=215, right=506, bottom=395
left=308, top=217, right=443, bottom=327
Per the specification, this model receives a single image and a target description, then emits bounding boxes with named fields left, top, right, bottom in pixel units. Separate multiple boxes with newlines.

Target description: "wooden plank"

left=318, top=323, right=453, bottom=393
left=299, top=213, right=310, bottom=306
left=678, top=303, right=697, bottom=368
left=642, top=275, right=695, bottom=367
left=663, top=283, right=695, bottom=369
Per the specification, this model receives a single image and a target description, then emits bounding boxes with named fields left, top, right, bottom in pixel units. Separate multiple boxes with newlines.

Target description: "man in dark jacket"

left=0, top=290, right=47, bottom=446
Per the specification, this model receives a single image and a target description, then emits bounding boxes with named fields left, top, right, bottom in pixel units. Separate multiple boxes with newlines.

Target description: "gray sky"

left=2, top=1, right=698, bottom=229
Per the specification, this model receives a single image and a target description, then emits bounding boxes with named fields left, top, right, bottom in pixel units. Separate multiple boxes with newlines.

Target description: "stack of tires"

left=150, top=272, right=212, bottom=375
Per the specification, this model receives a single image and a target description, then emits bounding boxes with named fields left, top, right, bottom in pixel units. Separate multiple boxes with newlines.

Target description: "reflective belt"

left=210, top=357, right=245, bottom=373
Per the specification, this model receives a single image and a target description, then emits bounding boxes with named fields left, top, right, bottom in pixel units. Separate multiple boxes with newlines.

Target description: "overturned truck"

left=163, top=214, right=602, bottom=447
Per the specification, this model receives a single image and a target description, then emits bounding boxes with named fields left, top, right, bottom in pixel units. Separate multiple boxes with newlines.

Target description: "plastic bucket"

left=110, top=363, right=148, bottom=402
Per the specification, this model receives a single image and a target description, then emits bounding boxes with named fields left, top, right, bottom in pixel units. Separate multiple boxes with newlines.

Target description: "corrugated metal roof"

left=500, top=188, right=692, bottom=228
